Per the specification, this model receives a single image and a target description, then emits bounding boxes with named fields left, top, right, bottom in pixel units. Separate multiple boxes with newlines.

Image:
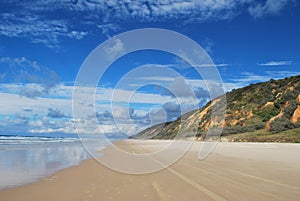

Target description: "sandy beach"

left=1, top=140, right=300, bottom=201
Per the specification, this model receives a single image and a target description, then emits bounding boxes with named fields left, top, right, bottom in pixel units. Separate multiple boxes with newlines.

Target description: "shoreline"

left=1, top=140, right=300, bottom=201
left=0, top=140, right=94, bottom=190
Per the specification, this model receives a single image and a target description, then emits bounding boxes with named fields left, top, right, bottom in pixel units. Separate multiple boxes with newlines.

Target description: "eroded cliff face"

left=134, top=75, right=300, bottom=139
left=291, top=105, right=300, bottom=123
left=291, top=94, right=300, bottom=123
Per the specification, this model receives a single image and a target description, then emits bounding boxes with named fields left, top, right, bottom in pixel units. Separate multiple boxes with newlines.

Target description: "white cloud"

left=266, top=70, right=300, bottom=78
left=0, top=57, right=60, bottom=98
left=202, top=38, right=214, bottom=54
left=96, top=87, right=170, bottom=105
left=230, top=72, right=271, bottom=84
left=137, top=75, right=175, bottom=82
left=0, top=91, right=71, bottom=134
left=0, top=0, right=295, bottom=47
left=194, top=63, right=230, bottom=67
left=0, top=11, right=87, bottom=47
left=0, top=56, right=39, bottom=70
left=68, top=31, right=88, bottom=40
left=163, top=77, right=195, bottom=98
left=248, top=0, right=293, bottom=18
left=104, top=38, right=125, bottom=60
left=0, top=13, right=69, bottom=48
left=226, top=71, right=300, bottom=90
left=97, top=24, right=120, bottom=38
left=258, top=61, right=292, bottom=66
left=0, top=92, right=72, bottom=116
left=19, top=84, right=46, bottom=98
left=47, top=108, right=68, bottom=118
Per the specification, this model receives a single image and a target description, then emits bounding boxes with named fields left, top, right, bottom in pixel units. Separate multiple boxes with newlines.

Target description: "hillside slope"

left=134, top=75, right=300, bottom=141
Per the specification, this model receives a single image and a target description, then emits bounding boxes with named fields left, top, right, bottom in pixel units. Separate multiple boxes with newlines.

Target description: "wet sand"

left=1, top=140, right=300, bottom=201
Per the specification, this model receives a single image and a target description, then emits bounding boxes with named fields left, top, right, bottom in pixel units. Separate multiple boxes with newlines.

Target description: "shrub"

left=269, top=117, right=295, bottom=133
left=282, top=90, right=297, bottom=101
left=254, top=106, right=280, bottom=122
left=283, top=100, right=298, bottom=119
left=221, top=122, right=265, bottom=135
left=262, top=114, right=272, bottom=122
left=274, top=98, right=284, bottom=109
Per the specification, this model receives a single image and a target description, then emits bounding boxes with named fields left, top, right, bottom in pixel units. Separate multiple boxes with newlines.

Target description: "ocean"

left=0, top=134, right=124, bottom=190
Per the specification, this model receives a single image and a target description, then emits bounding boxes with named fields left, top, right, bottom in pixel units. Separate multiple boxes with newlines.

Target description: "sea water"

left=0, top=135, right=122, bottom=190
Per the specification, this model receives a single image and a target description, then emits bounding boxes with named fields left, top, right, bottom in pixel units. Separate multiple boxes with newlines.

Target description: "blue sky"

left=0, top=0, right=300, bottom=136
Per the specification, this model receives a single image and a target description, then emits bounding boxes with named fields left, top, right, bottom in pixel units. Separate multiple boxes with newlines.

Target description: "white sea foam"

left=0, top=136, right=80, bottom=145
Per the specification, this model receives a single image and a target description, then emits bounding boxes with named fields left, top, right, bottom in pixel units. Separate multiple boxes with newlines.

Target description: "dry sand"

left=1, top=140, right=300, bottom=201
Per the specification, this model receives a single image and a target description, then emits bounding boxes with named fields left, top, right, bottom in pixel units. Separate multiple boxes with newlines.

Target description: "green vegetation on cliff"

left=134, top=75, right=300, bottom=142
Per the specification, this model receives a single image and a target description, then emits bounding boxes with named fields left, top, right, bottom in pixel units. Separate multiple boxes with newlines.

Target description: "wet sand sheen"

left=1, top=140, right=300, bottom=201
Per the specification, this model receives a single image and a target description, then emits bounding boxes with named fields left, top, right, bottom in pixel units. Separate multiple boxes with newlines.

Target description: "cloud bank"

left=0, top=0, right=295, bottom=47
